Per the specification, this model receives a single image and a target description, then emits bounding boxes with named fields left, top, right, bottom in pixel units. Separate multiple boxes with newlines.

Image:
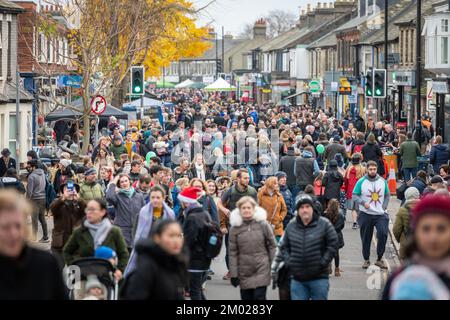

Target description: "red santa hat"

left=178, top=187, right=202, bottom=204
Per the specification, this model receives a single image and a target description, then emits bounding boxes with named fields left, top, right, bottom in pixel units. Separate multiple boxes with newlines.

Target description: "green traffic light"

left=367, top=89, right=372, bottom=95
left=134, top=86, right=141, bottom=93
left=375, top=88, right=382, bottom=96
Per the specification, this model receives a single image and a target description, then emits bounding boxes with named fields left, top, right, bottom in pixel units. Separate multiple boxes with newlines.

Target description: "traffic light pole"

left=416, top=0, right=422, bottom=122
left=384, top=0, right=389, bottom=121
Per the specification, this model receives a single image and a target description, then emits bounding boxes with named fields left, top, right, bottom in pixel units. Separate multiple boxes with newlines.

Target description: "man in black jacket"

left=178, top=186, right=212, bottom=300
left=0, top=148, right=16, bottom=177
left=278, top=195, right=338, bottom=300
left=0, top=190, right=68, bottom=300
left=279, top=147, right=298, bottom=197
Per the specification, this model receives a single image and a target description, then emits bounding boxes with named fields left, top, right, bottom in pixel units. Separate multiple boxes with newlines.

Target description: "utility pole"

left=416, top=0, right=422, bottom=122
left=15, top=66, right=20, bottom=171
left=215, top=31, right=218, bottom=79
left=222, top=26, right=225, bottom=76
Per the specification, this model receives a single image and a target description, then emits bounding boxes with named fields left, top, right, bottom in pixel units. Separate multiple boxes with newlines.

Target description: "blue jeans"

left=290, top=278, right=329, bottom=300
left=403, top=167, right=417, bottom=182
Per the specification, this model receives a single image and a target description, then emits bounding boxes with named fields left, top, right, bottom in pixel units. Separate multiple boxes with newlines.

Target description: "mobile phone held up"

left=67, top=181, right=74, bottom=192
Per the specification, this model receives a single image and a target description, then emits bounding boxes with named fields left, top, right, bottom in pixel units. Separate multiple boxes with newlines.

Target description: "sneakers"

left=39, top=237, right=50, bottom=243
left=222, top=271, right=231, bottom=280
left=206, top=275, right=212, bottom=280
left=207, top=269, right=215, bottom=276
left=362, top=260, right=371, bottom=269
left=335, top=267, right=342, bottom=277
left=375, top=259, right=388, bottom=270
left=352, top=223, right=359, bottom=229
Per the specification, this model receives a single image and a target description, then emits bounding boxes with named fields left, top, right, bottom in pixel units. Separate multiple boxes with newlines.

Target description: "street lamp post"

left=384, top=0, right=389, bottom=121
left=416, top=0, right=422, bottom=122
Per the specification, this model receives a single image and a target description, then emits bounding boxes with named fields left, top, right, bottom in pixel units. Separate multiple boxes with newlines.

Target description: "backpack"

left=45, top=177, right=57, bottom=210
left=203, top=219, right=223, bottom=259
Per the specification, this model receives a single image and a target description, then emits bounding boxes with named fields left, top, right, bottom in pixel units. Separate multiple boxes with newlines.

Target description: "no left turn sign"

left=91, top=95, right=107, bottom=115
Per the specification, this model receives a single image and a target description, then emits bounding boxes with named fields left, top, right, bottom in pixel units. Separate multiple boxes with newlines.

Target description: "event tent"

left=204, top=78, right=236, bottom=91
left=175, top=79, right=194, bottom=88
left=45, top=99, right=128, bottom=121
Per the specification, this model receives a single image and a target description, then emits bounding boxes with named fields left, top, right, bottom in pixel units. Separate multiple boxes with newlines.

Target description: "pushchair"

left=68, top=258, right=118, bottom=300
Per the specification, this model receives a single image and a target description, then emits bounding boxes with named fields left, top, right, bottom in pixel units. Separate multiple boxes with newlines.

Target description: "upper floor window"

left=441, top=37, right=448, bottom=64
left=442, top=19, right=449, bottom=33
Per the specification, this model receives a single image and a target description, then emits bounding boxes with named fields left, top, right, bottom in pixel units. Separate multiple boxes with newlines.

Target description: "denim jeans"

left=290, top=278, right=329, bottom=300
left=403, top=167, right=417, bottom=182
left=358, top=212, right=389, bottom=261
left=189, top=271, right=207, bottom=300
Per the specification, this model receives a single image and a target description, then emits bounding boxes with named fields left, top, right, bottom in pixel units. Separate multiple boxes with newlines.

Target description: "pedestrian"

left=229, top=196, right=276, bottom=300
left=173, top=157, right=193, bottom=181
left=26, top=159, right=48, bottom=243
left=279, top=146, right=298, bottom=197
left=99, top=166, right=114, bottom=194
left=106, top=174, right=146, bottom=249
left=352, top=160, right=390, bottom=269
left=93, top=148, right=115, bottom=177
left=217, top=169, right=257, bottom=281
left=294, top=146, right=320, bottom=193
left=277, top=195, right=338, bottom=300
left=125, top=185, right=175, bottom=276
left=275, top=171, right=294, bottom=229
left=178, top=186, right=213, bottom=300
left=324, top=199, right=345, bottom=277
left=63, top=198, right=129, bottom=279
left=344, top=153, right=366, bottom=229
left=324, top=134, right=348, bottom=164
left=429, top=135, right=450, bottom=175
left=0, top=168, right=26, bottom=194
left=110, top=137, right=128, bottom=160
left=0, top=190, right=68, bottom=300
left=393, top=187, right=420, bottom=260
left=0, top=148, right=16, bottom=177
left=79, top=168, right=104, bottom=202
left=172, top=177, right=190, bottom=218
left=322, top=160, right=344, bottom=208
left=382, top=195, right=450, bottom=299
left=135, top=174, right=152, bottom=204
left=53, top=158, right=77, bottom=196
left=121, top=220, right=188, bottom=300
left=190, top=153, right=212, bottom=181
left=398, top=132, right=421, bottom=182
left=423, top=175, right=447, bottom=196
left=49, top=181, right=86, bottom=269
left=410, top=170, right=428, bottom=194
left=190, top=178, right=219, bottom=224
left=361, top=134, right=385, bottom=177
left=206, top=179, right=220, bottom=206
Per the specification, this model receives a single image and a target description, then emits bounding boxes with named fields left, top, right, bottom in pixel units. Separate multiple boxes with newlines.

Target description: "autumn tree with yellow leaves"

left=36, top=0, right=211, bottom=153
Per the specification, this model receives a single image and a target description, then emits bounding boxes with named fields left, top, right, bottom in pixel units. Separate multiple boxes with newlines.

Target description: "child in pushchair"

left=68, top=247, right=119, bottom=300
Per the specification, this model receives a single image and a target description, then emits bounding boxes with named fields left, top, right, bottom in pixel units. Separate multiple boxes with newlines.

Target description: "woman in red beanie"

left=382, top=195, right=450, bottom=299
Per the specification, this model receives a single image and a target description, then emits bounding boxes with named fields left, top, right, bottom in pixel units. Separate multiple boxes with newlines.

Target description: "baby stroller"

left=68, top=258, right=118, bottom=300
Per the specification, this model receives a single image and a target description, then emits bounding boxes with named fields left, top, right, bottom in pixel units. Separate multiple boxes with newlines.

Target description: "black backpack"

left=203, top=219, right=223, bottom=259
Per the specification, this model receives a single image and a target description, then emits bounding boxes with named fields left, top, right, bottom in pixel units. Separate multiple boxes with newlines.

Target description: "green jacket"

left=399, top=139, right=421, bottom=168
left=79, top=182, right=104, bottom=202
left=110, top=144, right=128, bottom=160
left=393, top=199, right=418, bottom=260
left=63, top=222, right=129, bottom=271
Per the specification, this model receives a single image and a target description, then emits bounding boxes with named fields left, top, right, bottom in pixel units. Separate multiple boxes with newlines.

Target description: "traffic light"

left=365, top=69, right=373, bottom=97
left=216, top=59, right=223, bottom=73
left=131, top=66, right=145, bottom=95
left=373, top=69, right=387, bottom=98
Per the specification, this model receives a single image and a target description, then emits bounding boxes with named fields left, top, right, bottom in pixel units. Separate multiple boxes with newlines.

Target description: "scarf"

left=195, top=164, right=205, bottom=180
left=119, top=187, right=135, bottom=198
left=411, top=253, right=450, bottom=278
left=124, top=202, right=175, bottom=276
left=83, top=218, right=113, bottom=250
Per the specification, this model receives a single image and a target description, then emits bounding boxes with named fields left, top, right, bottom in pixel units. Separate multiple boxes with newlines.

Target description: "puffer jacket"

left=229, top=207, right=276, bottom=290
left=79, top=182, right=104, bottom=202
left=280, top=213, right=338, bottom=282
left=393, top=199, right=419, bottom=260
left=257, top=186, right=287, bottom=237
left=362, top=141, right=385, bottom=176
left=429, top=144, right=450, bottom=174
left=0, top=177, right=26, bottom=194
left=322, top=169, right=344, bottom=201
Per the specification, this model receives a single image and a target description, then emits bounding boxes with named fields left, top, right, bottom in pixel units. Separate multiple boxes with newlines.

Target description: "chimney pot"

left=317, top=2, right=321, bottom=9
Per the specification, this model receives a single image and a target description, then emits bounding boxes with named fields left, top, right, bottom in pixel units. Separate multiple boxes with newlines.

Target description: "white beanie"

left=60, top=159, right=72, bottom=168
left=405, top=187, right=420, bottom=201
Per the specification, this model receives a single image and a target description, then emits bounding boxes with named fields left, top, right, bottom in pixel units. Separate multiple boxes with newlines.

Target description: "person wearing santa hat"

left=178, top=186, right=213, bottom=300
left=382, top=195, right=450, bottom=299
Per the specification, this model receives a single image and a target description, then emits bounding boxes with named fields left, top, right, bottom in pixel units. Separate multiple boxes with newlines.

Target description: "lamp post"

left=416, top=0, right=422, bottom=122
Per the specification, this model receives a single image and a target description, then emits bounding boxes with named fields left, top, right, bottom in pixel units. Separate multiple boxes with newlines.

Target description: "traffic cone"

left=388, top=160, right=397, bottom=196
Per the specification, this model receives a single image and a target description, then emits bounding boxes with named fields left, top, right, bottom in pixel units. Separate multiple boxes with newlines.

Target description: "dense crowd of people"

left=0, top=91, right=449, bottom=300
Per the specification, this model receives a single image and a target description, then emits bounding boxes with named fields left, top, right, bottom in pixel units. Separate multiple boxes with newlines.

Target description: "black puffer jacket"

left=120, top=240, right=188, bottom=300
left=182, top=204, right=212, bottom=271
left=361, top=141, right=385, bottom=176
left=280, top=213, right=338, bottom=282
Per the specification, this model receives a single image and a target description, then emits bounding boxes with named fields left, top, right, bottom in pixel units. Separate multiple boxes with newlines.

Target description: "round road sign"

left=91, top=95, right=107, bottom=115
left=309, top=80, right=321, bottom=93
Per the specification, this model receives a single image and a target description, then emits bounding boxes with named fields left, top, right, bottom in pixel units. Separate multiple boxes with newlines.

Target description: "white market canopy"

left=175, top=79, right=194, bottom=88
left=204, top=77, right=236, bottom=92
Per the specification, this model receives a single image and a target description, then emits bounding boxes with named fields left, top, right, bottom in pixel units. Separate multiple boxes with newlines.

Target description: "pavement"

left=31, top=197, right=402, bottom=300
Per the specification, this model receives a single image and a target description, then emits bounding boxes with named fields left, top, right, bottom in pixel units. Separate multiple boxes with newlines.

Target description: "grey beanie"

left=405, top=187, right=420, bottom=201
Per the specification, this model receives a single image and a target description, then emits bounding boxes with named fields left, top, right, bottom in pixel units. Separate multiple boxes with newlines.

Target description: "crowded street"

left=0, top=0, right=449, bottom=305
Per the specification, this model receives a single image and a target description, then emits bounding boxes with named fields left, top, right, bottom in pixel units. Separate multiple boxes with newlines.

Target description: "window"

left=9, top=113, right=16, bottom=158
left=442, top=19, right=448, bottom=33
left=441, top=36, right=448, bottom=64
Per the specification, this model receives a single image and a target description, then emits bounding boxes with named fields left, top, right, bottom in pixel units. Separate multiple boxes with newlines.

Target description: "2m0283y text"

left=220, top=304, right=273, bottom=315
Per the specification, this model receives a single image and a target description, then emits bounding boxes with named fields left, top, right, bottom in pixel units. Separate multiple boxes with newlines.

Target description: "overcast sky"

left=194, top=0, right=319, bottom=36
